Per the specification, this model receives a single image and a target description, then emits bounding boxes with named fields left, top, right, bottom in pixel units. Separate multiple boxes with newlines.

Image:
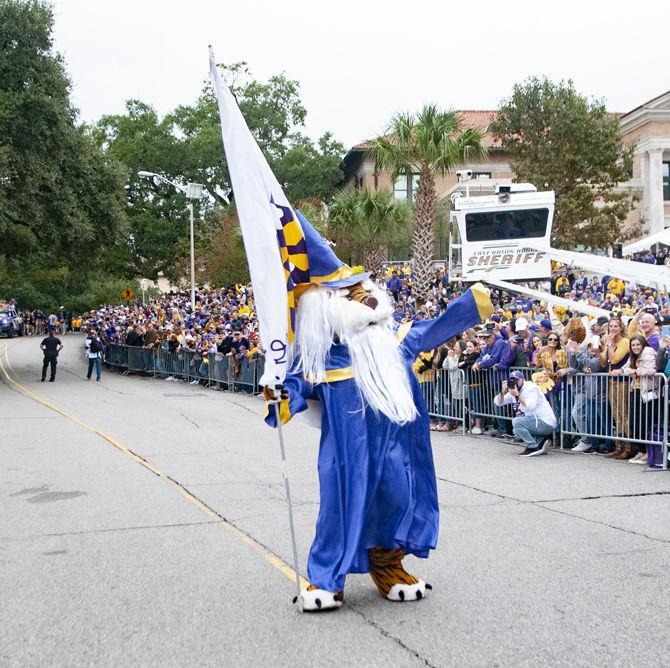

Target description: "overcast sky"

left=51, top=0, right=669, bottom=148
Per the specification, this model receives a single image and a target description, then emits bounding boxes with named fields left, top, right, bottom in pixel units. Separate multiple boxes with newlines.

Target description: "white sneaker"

left=164, top=376, right=175, bottom=381
left=571, top=442, right=591, bottom=452
left=540, top=439, right=553, bottom=454
left=629, top=453, right=647, bottom=464
left=190, top=379, right=199, bottom=384
left=471, top=427, right=483, bottom=435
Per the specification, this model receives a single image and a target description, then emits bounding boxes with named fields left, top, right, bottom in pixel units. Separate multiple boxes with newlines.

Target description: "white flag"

left=209, top=47, right=308, bottom=386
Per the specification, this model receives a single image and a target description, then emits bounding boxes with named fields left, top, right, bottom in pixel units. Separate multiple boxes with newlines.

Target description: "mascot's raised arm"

left=263, top=213, right=493, bottom=612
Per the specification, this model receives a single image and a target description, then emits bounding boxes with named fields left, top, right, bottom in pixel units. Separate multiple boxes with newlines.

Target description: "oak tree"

left=491, top=77, right=636, bottom=250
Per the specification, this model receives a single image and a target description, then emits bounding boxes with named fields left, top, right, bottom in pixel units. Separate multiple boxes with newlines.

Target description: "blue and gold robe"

left=266, top=285, right=492, bottom=591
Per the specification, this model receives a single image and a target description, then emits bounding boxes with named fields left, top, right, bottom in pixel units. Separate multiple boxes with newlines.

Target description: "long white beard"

left=344, top=322, right=418, bottom=425
left=294, top=283, right=418, bottom=425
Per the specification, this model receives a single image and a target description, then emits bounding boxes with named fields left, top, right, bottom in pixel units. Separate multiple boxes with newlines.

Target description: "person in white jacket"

left=622, top=335, right=659, bottom=464
left=493, top=370, right=557, bottom=457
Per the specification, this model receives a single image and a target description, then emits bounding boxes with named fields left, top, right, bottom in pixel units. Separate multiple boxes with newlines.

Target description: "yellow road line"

left=0, top=343, right=307, bottom=588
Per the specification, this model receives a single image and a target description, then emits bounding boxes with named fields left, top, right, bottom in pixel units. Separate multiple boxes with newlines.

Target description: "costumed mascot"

left=264, top=213, right=493, bottom=612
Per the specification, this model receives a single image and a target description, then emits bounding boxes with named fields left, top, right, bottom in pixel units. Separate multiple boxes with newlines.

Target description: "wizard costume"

left=266, top=283, right=492, bottom=592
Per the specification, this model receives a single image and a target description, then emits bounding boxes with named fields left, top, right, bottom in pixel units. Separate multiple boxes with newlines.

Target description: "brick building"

left=341, top=90, right=670, bottom=243
left=342, top=111, right=512, bottom=203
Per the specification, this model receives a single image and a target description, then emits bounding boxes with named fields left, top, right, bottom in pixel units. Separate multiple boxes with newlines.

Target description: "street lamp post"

left=188, top=199, right=195, bottom=311
left=140, top=278, right=148, bottom=306
left=138, top=171, right=203, bottom=310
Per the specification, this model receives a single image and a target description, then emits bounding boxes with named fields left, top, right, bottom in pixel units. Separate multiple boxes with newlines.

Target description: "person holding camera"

left=493, top=370, right=557, bottom=457
left=84, top=328, right=104, bottom=381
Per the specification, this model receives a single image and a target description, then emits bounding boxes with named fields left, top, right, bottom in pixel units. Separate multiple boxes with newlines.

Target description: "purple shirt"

left=645, top=331, right=660, bottom=351
left=476, top=335, right=510, bottom=371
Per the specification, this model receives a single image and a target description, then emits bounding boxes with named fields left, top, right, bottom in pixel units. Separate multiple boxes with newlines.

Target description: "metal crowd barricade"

left=421, top=368, right=467, bottom=432
left=155, top=348, right=187, bottom=381
left=233, top=357, right=260, bottom=393
left=560, top=372, right=668, bottom=470
left=97, top=344, right=670, bottom=470
left=208, top=353, right=231, bottom=389
left=105, top=344, right=127, bottom=370
left=464, top=367, right=511, bottom=429
left=126, top=345, right=155, bottom=375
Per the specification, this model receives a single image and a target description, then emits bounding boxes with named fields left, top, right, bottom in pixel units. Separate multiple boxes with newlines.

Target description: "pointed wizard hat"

left=272, top=198, right=371, bottom=342
left=273, top=197, right=371, bottom=292
left=296, top=210, right=371, bottom=289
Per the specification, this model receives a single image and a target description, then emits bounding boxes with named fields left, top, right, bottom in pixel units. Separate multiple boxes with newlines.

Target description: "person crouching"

left=493, top=370, right=557, bottom=457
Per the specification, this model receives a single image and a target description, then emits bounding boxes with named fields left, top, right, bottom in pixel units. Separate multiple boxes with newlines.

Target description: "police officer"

left=40, top=331, right=63, bottom=382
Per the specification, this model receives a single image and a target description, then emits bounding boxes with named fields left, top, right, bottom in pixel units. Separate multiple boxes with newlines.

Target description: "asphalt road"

left=1, top=336, right=669, bottom=667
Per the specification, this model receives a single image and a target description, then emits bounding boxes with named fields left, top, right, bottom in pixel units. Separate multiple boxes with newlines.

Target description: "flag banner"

left=486, top=278, right=611, bottom=318
left=525, top=244, right=670, bottom=290
left=623, top=228, right=670, bottom=256
left=209, top=47, right=309, bottom=386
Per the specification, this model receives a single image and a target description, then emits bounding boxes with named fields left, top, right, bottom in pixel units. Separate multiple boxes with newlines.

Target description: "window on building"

left=393, top=175, right=407, bottom=200
left=393, top=173, right=420, bottom=201
left=663, top=162, right=670, bottom=201
left=465, top=208, right=549, bottom=242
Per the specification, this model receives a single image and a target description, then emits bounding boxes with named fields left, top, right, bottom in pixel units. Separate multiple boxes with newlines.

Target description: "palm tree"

left=373, top=105, right=487, bottom=299
left=328, top=188, right=412, bottom=277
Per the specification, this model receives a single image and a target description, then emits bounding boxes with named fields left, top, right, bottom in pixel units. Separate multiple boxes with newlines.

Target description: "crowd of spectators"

left=7, top=253, right=670, bottom=467
left=7, top=302, right=78, bottom=336
left=79, top=286, right=262, bottom=383
left=386, top=262, right=670, bottom=467
left=629, top=248, right=669, bottom=265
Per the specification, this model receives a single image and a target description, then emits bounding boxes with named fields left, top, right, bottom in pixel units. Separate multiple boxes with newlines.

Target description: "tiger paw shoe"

left=293, top=584, right=344, bottom=612
left=369, top=547, right=432, bottom=602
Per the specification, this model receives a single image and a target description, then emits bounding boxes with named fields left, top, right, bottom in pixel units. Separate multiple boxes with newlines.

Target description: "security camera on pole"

left=137, top=171, right=204, bottom=310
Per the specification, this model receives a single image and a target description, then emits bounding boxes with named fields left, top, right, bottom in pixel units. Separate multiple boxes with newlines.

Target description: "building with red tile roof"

left=341, top=94, right=670, bottom=243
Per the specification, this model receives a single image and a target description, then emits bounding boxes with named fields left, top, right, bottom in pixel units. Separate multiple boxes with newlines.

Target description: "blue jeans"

left=87, top=356, right=102, bottom=380
left=571, top=393, right=588, bottom=434
left=494, top=403, right=511, bottom=432
left=586, top=399, right=613, bottom=450
left=548, top=383, right=567, bottom=433
left=512, top=416, right=555, bottom=449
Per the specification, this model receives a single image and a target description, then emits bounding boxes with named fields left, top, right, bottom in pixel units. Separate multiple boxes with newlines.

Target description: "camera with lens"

left=506, top=378, right=518, bottom=390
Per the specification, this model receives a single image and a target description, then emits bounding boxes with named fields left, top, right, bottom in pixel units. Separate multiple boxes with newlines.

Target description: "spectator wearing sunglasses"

left=538, top=332, right=568, bottom=438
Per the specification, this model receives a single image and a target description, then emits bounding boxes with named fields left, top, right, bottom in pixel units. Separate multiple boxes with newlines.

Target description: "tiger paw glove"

left=263, top=384, right=289, bottom=402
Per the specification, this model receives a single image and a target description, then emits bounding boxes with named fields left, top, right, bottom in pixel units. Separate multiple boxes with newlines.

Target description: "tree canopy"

left=328, top=188, right=412, bottom=276
left=0, top=0, right=127, bottom=310
left=93, top=62, right=345, bottom=285
left=0, top=1, right=345, bottom=309
left=490, top=77, right=636, bottom=250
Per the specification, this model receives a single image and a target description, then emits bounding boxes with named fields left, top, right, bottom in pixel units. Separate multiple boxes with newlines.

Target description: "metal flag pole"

left=272, top=399, right=303, bottom=605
